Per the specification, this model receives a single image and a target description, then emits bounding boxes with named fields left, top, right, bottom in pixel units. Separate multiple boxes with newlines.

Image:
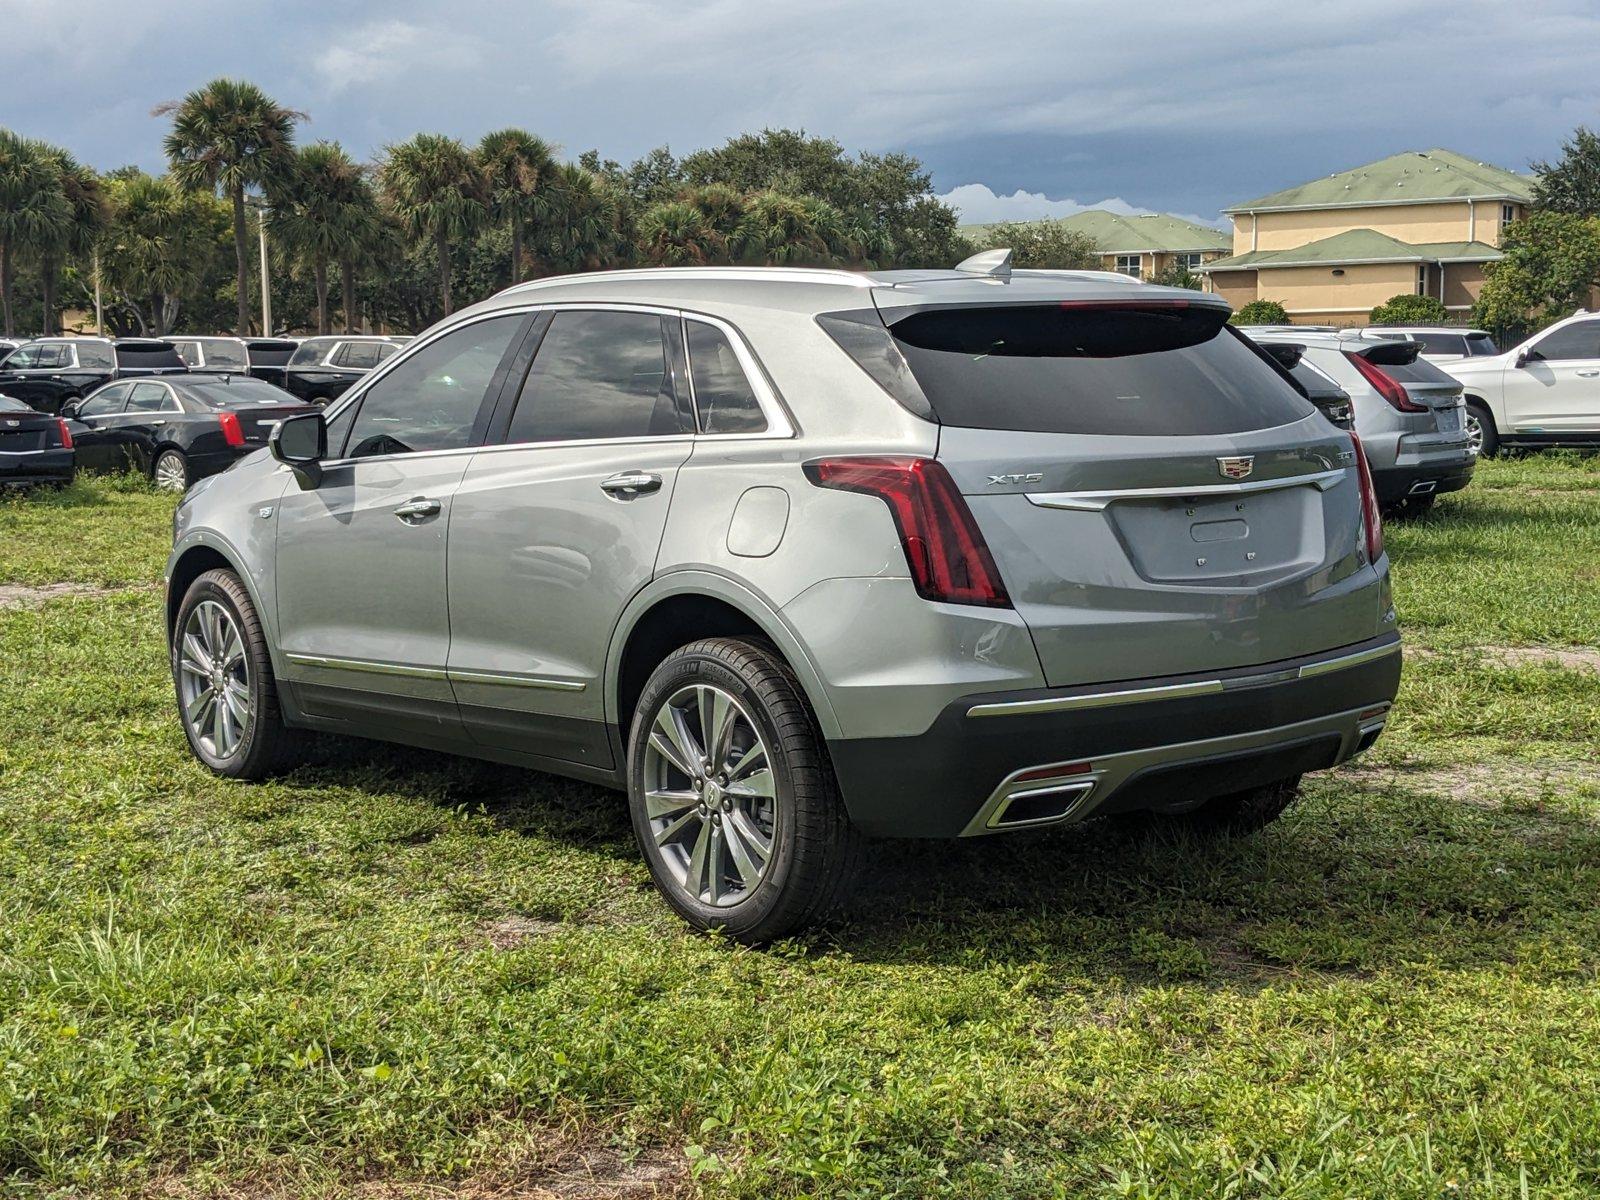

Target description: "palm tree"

left=269, top=142, right=374, bottom=335
left=638, top=200, right=722, bottom=266
left=0, top=129, right=70, bottom=336
left=539, top=164, right=625, bottom=274
left=381, top=134, right=485, bottom=315
left=98, top=172, right=222, bottom=335
left=736, top=191, right=846, bottom=266
left=36, top=148, right=108, bottom=335
left=156, top=78, right=301, bottom=334
left=336, top=183, right=384, bottom=334
left=477, top=129, right=556, bottom=284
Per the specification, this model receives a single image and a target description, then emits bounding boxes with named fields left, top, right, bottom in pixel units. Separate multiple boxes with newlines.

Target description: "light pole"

left=255, top=203, right=272, bottom=336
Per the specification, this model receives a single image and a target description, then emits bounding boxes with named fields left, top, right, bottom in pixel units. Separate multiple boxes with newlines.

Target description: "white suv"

left=1445, top=311, right=1600, bottom=455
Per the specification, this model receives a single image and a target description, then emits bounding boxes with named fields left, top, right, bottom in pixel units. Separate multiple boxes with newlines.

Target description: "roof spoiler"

left=953, top=248, right=1013, bottom=280
left=1352, top=340, right=1422, bottom=367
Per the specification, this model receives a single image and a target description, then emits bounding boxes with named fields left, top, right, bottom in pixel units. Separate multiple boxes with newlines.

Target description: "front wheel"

left=172, top=568, right=301, bottom=778
left=627, top=637, right=862, bottom=943
left=153, top=448, right=189, bottom=492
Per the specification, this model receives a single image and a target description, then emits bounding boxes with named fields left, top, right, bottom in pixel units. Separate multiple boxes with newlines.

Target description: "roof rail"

left=501, top=265, right=876, bottom=296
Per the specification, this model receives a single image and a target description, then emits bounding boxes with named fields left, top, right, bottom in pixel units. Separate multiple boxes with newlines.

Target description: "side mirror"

left=1514, top=351, right=1529, bottom=369
left=60, top=400, right=81, bottom=419
left=270, top=410, right=326, bottom=488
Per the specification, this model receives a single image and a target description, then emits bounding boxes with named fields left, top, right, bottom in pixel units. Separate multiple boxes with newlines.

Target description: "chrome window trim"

left=317, top=302, right=794, bottom=469
left=966, top=639, right=1400, bottom=719
left=1025, top=467, right=1348, bottom=512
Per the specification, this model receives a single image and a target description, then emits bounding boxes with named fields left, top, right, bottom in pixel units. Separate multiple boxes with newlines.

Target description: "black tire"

left=152, top=448, right=189, bottom=492
left=627, top=637, right=863, bottom=943
left=171, top=568, right=301, bottom=779
left=1466, top=401, right=1499, bottom=458
left=1159, top=775, right=1301, bottom=835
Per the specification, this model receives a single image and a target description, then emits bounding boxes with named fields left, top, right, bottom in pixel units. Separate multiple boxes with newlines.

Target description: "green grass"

left=1, top=459, right=1598, bottom=1198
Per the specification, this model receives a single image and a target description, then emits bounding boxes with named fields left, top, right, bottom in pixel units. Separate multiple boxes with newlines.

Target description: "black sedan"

left=64, top=376, right=319, bottom=491
left=0, top=394, right=75, bottom=488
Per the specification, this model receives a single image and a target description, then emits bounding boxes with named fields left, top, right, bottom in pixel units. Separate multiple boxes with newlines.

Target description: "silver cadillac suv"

left=165, top=254, right=1402, bottom=941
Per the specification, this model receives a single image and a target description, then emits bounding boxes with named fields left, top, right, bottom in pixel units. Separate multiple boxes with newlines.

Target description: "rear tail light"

left=1350, top=432, right=1384, bottom=562
left=802, top=456, right=1011, bottom=607
left=218, top=411, right=245, bottom=447
left=55, top=419, right=73, bottom=449
left=1344, top=351, right=1426, bottom=413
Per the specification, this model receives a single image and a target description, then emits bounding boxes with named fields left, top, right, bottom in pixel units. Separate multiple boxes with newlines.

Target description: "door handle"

left=600, top=471, right=663, bottom=496
left=151, top=419, right=165, bottom=426
left=393, top=497, right=442, bottom=521
left=1576, top=369, right=1600, bottom=377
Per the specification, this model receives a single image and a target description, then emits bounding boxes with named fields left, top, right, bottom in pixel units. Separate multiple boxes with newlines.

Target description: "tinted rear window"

left=1413, top=334, right=1466, bottom=357
left=886, top=304, right=1314, bottom=436
left=115, top=344, right=185, bottom=369
left=184, top=379, right=296, bottom=408
left=1365, top=353, right=1460, bottom=386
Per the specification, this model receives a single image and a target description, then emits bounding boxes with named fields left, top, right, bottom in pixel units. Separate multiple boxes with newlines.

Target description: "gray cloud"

left=2, top=0, right=1595, bottom=215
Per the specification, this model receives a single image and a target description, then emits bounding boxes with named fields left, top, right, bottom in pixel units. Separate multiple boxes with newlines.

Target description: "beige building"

left=1201, top=149, right=1533, bottom=325
left=962, top=209, right=1230, bottom=279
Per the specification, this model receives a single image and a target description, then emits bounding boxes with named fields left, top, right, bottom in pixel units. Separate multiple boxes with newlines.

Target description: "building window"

left=1501, top=203, right=1516, bottom=229
left=1114, top=254, right=1142, bottom=278
left=1416, top=265, right=1428, bottom=295
left=1175, top=252, right=1204, bottom=273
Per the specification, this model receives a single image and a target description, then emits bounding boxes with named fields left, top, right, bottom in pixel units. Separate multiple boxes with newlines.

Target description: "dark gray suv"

left=165, top=257, right=1401, bottom=940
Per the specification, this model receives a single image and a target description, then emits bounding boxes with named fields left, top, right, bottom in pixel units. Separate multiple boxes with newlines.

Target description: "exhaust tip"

left=987, top=780, right=1096, bottom=829
left=1408, top=479, right=1438, bottom=495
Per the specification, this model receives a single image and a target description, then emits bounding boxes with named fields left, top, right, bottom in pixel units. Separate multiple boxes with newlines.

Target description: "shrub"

left=1370, top=293, right=1450, bottom=325
left=1229, top=298, right=1289, bottom=326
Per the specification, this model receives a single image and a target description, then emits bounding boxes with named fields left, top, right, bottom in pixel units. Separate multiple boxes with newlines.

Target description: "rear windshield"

left=1413, top=333, right=1466, bottom=357
left=246, top=341, right=297, bottom=366
left=115, top=344, right=185, bottom=369
left=1363, top=352, right=1460, bottom=387
left=184, top=379, right=295, bottom=408
left=882, top=304, right=1315, bottom=436
left=201, top=340, right=248, bottom=369
left=1288, top=360, right=1344, bottom=400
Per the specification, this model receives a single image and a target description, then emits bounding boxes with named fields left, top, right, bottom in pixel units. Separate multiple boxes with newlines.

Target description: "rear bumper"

left=827, top=634, right=1402, bottom=837
left=1373, top=454, right=1475, bottom=505
left=0, top=448, right=74, bottom=486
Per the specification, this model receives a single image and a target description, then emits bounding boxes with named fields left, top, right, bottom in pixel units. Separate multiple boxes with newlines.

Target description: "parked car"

left=0, top=393, right=74, bottom=487
left=1252, top=341, right=1354, bottom=429
left=282, top=335, right=406, bottom=403
left=244, top=338, right=300, bottom=387
left=1442, top=310, right=1600, bottom=455
left=66, top=375, right=317, bottom=491
left=0, top=338, right=20, bottom=360
left=1246, top=328, right=1473, bottom=511
left=1362, top=326, right=1498, bottom=364
left=166, top=259, right=1401, bottom=941
left=0, top=337, right=187, bottom=415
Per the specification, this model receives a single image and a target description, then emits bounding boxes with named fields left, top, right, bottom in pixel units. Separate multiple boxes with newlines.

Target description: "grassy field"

left=1, top=457, right=1598, bottom=1199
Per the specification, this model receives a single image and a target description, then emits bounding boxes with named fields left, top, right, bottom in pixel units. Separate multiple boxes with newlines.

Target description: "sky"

left=4, top=0, right=1597, bottom=227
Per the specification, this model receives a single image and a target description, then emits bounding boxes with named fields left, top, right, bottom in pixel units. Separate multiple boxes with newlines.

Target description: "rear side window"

left=334, top=342, right=383, bottom=369
left=126, top=383, right=174, bottom=412
left=505, top=311, right=689, bottom=443
left=885, top=304, right=1315, bottom=436
left=78, top=341, right=115, bottom=369
left=34, top=344, right=72, bottom=369
left=686, top=320, right=766, bottom=434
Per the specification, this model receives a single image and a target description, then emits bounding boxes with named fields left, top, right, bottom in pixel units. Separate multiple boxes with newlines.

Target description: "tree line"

left=0, top=77, right=976, bottom=339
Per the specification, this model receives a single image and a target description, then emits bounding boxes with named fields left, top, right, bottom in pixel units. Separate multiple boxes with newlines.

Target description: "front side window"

left=1529, top=320, right=1600, bottom=363
left=505, top=311, right=688, bottom=444
left=686, top=320, right=766, bottom=434
left=34, top=343, right=72, bottom=369
left=342, top=315, right=525, bottom=459
left=1114, top=254, right=1142, bottom=278
left=126, top=383, right=174, bottom=413
left=3, top=344, right=42, bottom=369
left=80, top=383, right=130, bottom=417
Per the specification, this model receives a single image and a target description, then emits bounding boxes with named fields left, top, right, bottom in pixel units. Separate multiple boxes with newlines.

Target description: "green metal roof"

left=1227, top=149, right=1532, bottom=213
left=1202, top=228, right=1502, bottom=272
left=961, top=209, right=1230, bottom=254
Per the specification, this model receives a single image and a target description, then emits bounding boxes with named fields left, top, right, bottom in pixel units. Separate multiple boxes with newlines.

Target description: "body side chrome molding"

left=285, top=652, right=585, bottom=692
left=1025, top=467, right=1347, bottom=512
left=967, top=639, right=1400, bottom=719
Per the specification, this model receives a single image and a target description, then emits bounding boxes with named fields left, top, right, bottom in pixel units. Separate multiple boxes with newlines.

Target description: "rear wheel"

left=172, top=568, right=301, bottom=778
left=153, top=448, right=188, bottom=492
left=627, top=637, right=862, bottom=943
left=1157, top=775, right=1301, bottom=834
left=1465, top=401, right=1498, bottom=457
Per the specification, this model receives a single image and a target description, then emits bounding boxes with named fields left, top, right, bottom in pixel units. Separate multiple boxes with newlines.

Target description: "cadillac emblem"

left=1217, top=455, right=1254, bottom=480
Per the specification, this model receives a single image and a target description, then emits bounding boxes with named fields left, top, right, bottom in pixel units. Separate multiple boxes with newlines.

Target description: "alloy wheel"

left=154, top=452, right=187, bottom=492
left=177, top=599, right=251, bottom=758
left=642, top=683, right=778, bottom=908
left=1465, top=411, right=1484, bottom=455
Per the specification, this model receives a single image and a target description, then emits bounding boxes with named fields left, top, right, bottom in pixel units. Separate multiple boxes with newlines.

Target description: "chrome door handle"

left=599, top=471, right=662, bottom=495
left=151, top=419, right=165, bottom=426
left=1576, top=369, right=1600, bottom=377
left=393, top=497, right=442, bottom=521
